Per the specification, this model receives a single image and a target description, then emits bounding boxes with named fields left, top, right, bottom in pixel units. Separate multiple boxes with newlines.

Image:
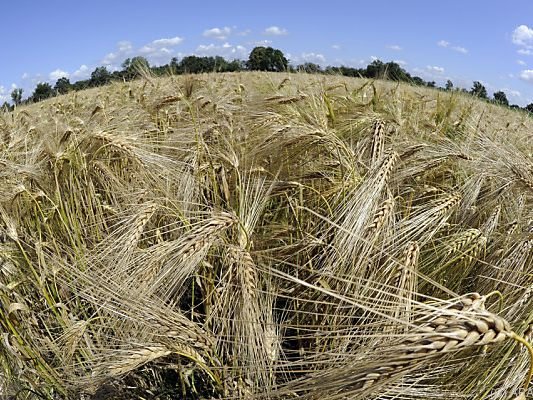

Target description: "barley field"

left=0, top=72, right=532, bottom=399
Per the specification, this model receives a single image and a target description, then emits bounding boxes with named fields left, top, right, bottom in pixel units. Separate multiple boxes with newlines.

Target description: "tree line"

left=2, top=46, right=533, bottom=113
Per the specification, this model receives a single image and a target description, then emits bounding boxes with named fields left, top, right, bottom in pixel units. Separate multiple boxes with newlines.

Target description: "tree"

left=122, top=56, right=150, bottom=79
left=11, top=88, right=23, bottom=105
left=525, top=103, right=533, bottom=113
left=426, top=81, right=436, bottom=88
left=32, top=82, right=54, bottom=102
left=445, top=80, right=454, bottom=91
left=297, top=62, right=322, bottom=74
left=90, top=66, right=112, bottom=86
left=1, top=101, right=13, bottom=112
left=365, top=59, right=385, bottom=78
left=470, top=81, right=488, bottom=99
left=54, top=77, right=72, bottom=95
left=493, top=91, right=509, bottom=106
left=247, top=46, right=288, bottom=72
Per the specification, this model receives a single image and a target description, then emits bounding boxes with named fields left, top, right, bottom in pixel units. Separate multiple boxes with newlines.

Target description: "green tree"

left=525, top=103, right=533, bottom=113
left=247, top=46, right=288, bottom=72
left=365, top=59, right=385, bottom=78
left=470, top=81, right=488, bottom=99
left=1, top=101, right=13, bottom=112
left=384, top=61, right=410, bottom=81
left=54, top=77, right=72, bottom=94
left=493, top=91, right=509, bottom=106
left=297, top=62, right=322, bottom=74
left=11, top=88, right=23, bottom=105
left=32, top=82, right=54, bottom=102
left=90, top=66, right=112, bottom=86
left=122, top=56, right=150, bottom=79
left=445, top=80, right=454, bottom=90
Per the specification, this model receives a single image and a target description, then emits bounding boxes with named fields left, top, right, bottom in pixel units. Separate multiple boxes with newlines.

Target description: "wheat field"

left=0, top=71, right=532, bottom=399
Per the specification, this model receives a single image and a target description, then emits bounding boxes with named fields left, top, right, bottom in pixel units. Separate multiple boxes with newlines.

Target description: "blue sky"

left=1, top=0, right=533, bottom=105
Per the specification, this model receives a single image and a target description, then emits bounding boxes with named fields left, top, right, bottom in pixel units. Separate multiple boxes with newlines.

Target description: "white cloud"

left=438, top=40, right=467, bottom=54
left=102, top=36, right=184, bottom=69
left=502, top=88, right=521, bottom=98
left=49, top=69, right=69, bottom=81
left=138, top=36, right=184, bottom=65
left=263, top=26, right=288, bottom=36
left=426, top=65, right=444, bottom=73
left=300, top=52, right=326, bottom=64
left=237, top=29, right=251, bottom=36
left=195, top=43, right=247, bottom=59
left=452, top=46, right=468, bottom=54
left=250, top=40, right=273, bottom=47
left=512, top=25, right=533, bottom=47
left=519, top=69, right=533, bottom=82
left=73, top=65, right=90, bottom=79
left=518, top=48, right=533, bottom=56
left=395, top=60, right=407, bottom=66
left=117, top=41, right=133, bottom=52
left=21, top=72, right=29, bottom=80
left=387, top=44, right=402, bottom=51
left=203, top=27, right=231, bottom=40
left=332, top=44, right=341, bottom=50
left=518, top=60, right=527, bottom=66
left=152, top=37, right=183, bottom=47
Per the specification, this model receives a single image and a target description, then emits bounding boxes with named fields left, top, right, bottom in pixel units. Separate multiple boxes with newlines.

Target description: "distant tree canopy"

left=247, top=46, right=288, bottom=72
left=54, top=77, right=72, bottom=95
left=470, top=81, right=488, bottom=99
left=90, top=67, right=112, bottom=87
left=493, top=91, right=509, bottom=106
left=5, top=47, right=533, bottom=115
left=297, top=62, right=322, bottom=74
left=11, top=88, right=23, bottom=105
left=32, top=83, right=54, bottom=102
left=122, top=56, right=150, bottom=79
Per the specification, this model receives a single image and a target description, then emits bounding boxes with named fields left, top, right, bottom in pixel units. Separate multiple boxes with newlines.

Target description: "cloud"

left=519, top=69, right=533, bottom=82
left=49, top=69, right=69, bottom=81
left=502, top=88, right=521, bottom=98
left=138, top=36, right=184, bottom=65
left=452, top=46, right=468, bottom=54
left=102, top=37, right=184, bottom=69
left=426, top=65, right=444, bottom=73
left=263, top=26, right=288, bottom=36
left=0, top=86, right=8, bottom=103
left=394, top=60, right=407, bottom=66
left=438, top=40, right=468, bottom=54
left=518, top=60, right=527, bottom=66
left=203, top=27, right=231, bottom=40
left=512, top=25, right=533, bottom=47
left=195, top=43, right=247, bottom=59
left=300, top=52, right=326, bottom=64
left=250, top=40, right=273, bottom=47
left=73, top=65, right=90, bottom=79
left=518, top=48, right=533, bottom=56
left=152, top=37, right=184, bottom=47
left=117, top=41, right=133, bottom=52
left=387, top=44, right=402, bottom=51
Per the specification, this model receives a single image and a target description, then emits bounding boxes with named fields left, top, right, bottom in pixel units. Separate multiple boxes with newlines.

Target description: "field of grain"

left=0, top=72, right=532, bottom=399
